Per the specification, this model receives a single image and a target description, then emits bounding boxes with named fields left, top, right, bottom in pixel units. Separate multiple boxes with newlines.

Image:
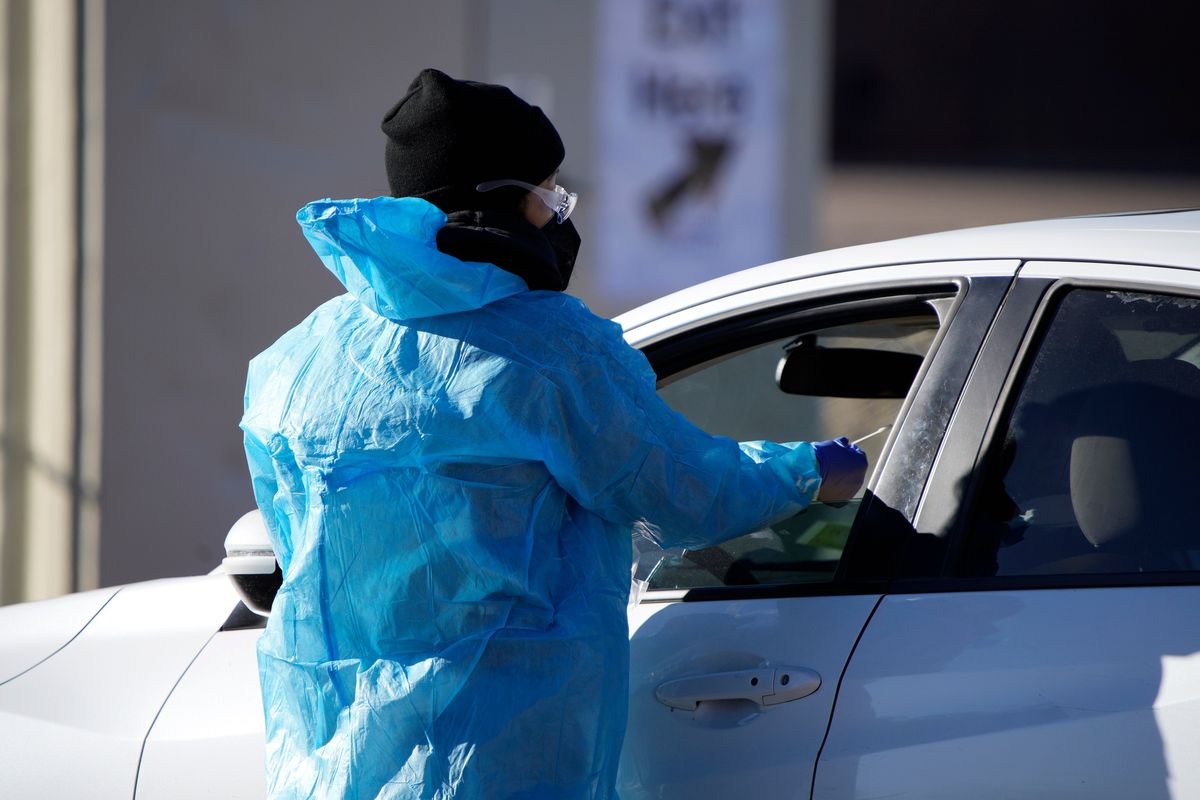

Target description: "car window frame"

left=905, top=263, right=1200, bottom=593
left=633, top=274, right=1012, bottom=602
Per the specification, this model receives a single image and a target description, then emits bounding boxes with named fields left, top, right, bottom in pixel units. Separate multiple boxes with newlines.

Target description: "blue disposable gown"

left=242, top=196, right=822, bottom=799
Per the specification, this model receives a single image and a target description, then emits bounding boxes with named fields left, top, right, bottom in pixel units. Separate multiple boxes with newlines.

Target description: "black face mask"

left=436, top=210, right=581, bottom=292
left=541, top=217, right=581, bottom=289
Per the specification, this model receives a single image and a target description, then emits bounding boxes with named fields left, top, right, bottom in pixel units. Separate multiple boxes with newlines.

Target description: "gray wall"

left=102, top=1, right=474, bottom=584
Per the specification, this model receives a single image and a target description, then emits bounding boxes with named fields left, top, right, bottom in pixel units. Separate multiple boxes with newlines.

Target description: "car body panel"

left=0, top=586, right=119, bottom=684
left=619, top=595, right=881, bottom=799
left=1020, top=259, right=1200, bottom=289
left=620, top=259, right=1020, bottom=348
left=136, top=628, right=267, bottom=799
left=617, top=210, right=1200, bottom=334
left=813, top=588, right=1200, bottom=800
left=0, top=575, right=238, bottom=799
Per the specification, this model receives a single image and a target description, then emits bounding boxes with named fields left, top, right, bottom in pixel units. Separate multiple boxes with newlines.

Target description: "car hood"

left=0, top=586, right=120, bottom=685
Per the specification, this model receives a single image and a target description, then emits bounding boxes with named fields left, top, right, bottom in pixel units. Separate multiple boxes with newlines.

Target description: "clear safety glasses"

left=476, top=179, right=578, bottom=224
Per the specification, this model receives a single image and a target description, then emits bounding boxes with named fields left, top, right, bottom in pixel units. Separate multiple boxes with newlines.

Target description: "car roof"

left=616, top=208, right=1200, bottom=332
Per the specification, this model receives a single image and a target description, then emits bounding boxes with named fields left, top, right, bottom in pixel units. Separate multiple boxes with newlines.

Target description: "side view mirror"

left=776, top=337, right=923, bottom=399
left=223, top=510, right=281, bottom=617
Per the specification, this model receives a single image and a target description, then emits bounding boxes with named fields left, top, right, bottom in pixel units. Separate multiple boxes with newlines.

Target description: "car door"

left=616, top=261, right=1017, bottom=800
left=815, top=264, right=1200, bottom=799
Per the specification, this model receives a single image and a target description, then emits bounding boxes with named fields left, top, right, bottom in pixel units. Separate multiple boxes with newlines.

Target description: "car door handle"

left=655, top=666, right=821, bottom=711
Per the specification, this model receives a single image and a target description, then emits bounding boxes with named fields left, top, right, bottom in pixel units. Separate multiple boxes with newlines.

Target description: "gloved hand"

left=812, top=437, right=868, bottom=502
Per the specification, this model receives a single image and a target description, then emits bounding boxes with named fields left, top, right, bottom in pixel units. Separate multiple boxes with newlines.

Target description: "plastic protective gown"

left=242, top=196, right=823, bottom=800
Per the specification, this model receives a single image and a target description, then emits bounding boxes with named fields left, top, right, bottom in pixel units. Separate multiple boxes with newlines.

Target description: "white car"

left=4, top=209, right=1200, bottom=799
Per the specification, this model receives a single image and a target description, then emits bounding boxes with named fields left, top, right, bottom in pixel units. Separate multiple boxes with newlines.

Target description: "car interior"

left=645, top=301, right=943, bottom=590
left=965, top=289, right=1200, bottom=577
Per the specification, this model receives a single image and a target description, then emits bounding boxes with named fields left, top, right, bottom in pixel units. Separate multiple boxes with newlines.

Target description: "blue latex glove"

left=812, top=437, right=868, bottom=502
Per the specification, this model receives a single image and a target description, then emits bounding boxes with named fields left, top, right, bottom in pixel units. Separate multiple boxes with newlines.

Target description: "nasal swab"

left=852, top=425, right=892, bottom=446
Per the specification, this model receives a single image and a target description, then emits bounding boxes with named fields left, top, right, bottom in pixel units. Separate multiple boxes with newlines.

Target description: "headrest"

left=1070, top=360, right=1200, bottom=549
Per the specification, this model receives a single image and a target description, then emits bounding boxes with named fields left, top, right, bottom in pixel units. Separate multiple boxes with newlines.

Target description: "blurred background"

left=0, top=0, right=1196, bottom=603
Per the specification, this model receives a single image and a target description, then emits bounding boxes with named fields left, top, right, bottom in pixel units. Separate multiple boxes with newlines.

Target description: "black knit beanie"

left=381, top=68, right=565, bottom=213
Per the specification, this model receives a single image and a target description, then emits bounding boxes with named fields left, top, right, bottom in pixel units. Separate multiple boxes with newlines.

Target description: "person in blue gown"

left=242, top=68, right=866, bottom=800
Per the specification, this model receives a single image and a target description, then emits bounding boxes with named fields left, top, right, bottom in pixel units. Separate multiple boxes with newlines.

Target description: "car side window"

left=641, top=307, right=941, bottom=591
left=961, top=289, right=1200, bottom=577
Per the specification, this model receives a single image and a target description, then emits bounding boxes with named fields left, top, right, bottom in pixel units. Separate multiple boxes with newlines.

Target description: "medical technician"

left=241, top=68, right=866, bottom=800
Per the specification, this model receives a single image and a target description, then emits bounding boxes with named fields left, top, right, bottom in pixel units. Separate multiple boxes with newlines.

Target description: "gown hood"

left=296, top=196, right=529, bottom=320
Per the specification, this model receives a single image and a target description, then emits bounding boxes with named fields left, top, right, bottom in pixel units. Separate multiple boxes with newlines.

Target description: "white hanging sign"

left=595, top=0, right=785, bottom=309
